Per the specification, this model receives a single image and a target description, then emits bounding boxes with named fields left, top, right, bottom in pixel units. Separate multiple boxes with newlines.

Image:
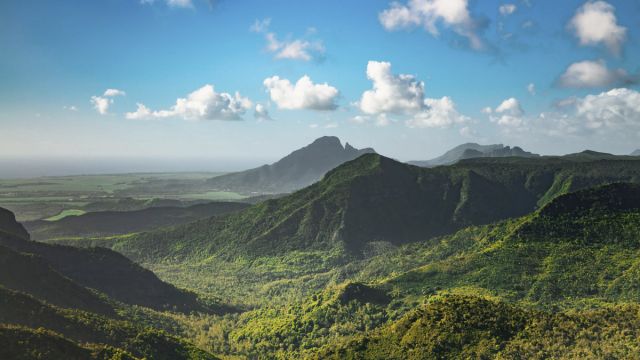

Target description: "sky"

left=1, top=0, right=640, bottom=174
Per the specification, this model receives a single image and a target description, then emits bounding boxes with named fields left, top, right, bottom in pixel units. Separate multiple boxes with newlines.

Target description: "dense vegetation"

left=5, top=152, right=640, bottom=359
left=65, top=153, right=640, bottom=265
left=0, top=208, right=222, bottom=359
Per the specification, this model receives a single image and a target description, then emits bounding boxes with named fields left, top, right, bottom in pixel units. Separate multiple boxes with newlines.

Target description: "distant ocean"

left=0, top=158, right=270, bottom=178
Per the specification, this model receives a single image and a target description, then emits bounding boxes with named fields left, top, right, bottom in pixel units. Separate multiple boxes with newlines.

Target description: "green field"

left=0, top=172, right=243, bottom=221
left=44, top=209, right=87, bottom=221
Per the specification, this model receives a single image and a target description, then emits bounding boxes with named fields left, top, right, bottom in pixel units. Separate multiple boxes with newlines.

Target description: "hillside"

left=0, top=207, right=29, bottom=240
left=408, top=143, right=539, bottom=167
left=316, top=295, right=640, bottom=359
left=26, top=201, right=249, bottom=240
left=207, top=183, right=640, bottom=357
left=0, top=288, right=217, bottom=360
left=205, top=136, right=375, bottom=193
left=632, top=149, right=640, bottom=156
left=0, top=205, right=220, bottom=314
left=75, top=153, right=640, bottom=263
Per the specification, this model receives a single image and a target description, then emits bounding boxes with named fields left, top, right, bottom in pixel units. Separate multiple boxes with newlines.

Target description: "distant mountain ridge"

left=75, top=153, right=640, bottom=263
left=409, top=143, right=539, bottom=167
left=632, top=149, right=640, bottom=156
left=206, top=136, right=375, bottom=193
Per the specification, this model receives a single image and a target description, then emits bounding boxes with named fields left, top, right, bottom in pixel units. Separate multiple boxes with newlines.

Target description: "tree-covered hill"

left=0, top=206, right=222, bottom=359
left=199, top=183, right=640, bottom=358
left=72, top=153, right=640, bottom=264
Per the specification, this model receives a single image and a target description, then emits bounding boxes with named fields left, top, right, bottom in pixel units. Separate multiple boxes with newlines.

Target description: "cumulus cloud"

left=499, top=4, right=517, bottom=16
left=125, top=84, right=252, bottom=121
left=558, top=60, right=635, bottom=88
left=251, top=19, right=324, bottom=61
left=487, top=97, right=525, bottom=127
left=379, top=0, right=485, bottom=50
left=263, top=75, right=339, bottom=111
left=489, top=89, right=640, bottom=140
left=406, top=96, right=469, bottom=128
left=90, top=88, right=126, bottom=115
left=359, top=61, right=468, bottom=128
left=574, top=88, right=640, bottom=131
left=568, top=1, right=626, bottom=55
left=63, top=105, right=78, bottom=111
left=360, top=61, right=424, bottom=115
left=254, top=104, right=273, bottom=121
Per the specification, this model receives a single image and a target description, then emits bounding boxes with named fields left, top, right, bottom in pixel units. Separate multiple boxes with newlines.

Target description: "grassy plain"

left=0, top=172, right=244, bottom=221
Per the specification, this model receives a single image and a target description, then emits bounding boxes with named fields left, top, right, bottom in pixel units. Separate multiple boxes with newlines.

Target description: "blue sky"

left=1, top=0, right=639, bottom=169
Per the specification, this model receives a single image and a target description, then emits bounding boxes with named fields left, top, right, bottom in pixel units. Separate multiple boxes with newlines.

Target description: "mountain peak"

left=309, top=136, right=342, bottom=149
left=207, top=137, right=376, bottom=193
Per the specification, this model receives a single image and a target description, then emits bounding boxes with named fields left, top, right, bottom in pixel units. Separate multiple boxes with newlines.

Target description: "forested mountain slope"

left=75, top=154, right=640, bottom=263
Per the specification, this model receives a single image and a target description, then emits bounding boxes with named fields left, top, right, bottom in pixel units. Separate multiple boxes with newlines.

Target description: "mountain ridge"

left=409, top=143, right=539, bottom=167
left=66, top=153, right=640, bottom=263
left=206, top=136, right=375, bottom=193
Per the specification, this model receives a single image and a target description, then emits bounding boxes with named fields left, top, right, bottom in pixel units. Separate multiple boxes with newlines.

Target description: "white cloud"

left=125, top=84, right=252, bottom=121
left=487, top=97, right=525, bottom=127
left=527, top=83, right=536, bottom=95
left=63, top=105, right=78, bottom=112
left=103, top=89, right=126, bottom=97
left=568, top=1, right=626, bottom=55
left=360, top=61, right=424, bottom=115
left=499, top=4, right=517, bottom=16
left=574, top=88, right=640, bottom=131
left=359, top=61, right=468, bottom=129
left=264, top=33, right=324, bottom=61
left=406, top=96, right=469, bottom=128
left=263, top=75, right=339, bottom=111
left=558, top=60, right=634, bottom=88
left=496, top=97, right=522, bottom=115
left=379, top=0, right=484, bottom=50
left=91, top=96, right=112, bottom=115
left=254, top=104, right=273, bottom=121
left=490, top=89, right=640, bottom=139
left=90, top=88, right=126, bottom=115
left=251, top=20, right=324, bottom=61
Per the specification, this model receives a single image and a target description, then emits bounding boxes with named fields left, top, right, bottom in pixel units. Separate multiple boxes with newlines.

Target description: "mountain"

left=632, top=149, right=640, bottom=156
left=206, top=136, right=375, bottom=193
left=408, top=143, right=539, bottom=167
left=228, top=183, right=640, bottom=358
left=70, top=153, right=640, bottom=264
left=25, top=201, right=249, bottom=240
left=0, top=206, right=219, bottom=314
left=0, top=206, right=221, bottom=358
